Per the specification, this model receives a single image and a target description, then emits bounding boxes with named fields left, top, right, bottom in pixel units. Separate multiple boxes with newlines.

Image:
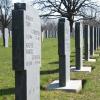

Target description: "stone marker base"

left=83, top=59, right=85, bottom=61
left=70, top=66, right=91, bottom=72
left=47, top=80, right=82, bottom=93
left=83, top=58, right=96, bottom=62
left=93, top=54, right=99, bottom=57
left=88, top=59, right=96, bottom=62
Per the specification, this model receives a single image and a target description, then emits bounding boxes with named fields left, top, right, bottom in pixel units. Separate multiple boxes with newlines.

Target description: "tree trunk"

left=69, top=21, right=74, bottom=36
left=67, top=15, right=74, bottom=36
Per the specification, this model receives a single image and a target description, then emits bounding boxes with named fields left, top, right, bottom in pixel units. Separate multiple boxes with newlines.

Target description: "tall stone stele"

left=99, top=28, right=100, bottom=47
left=75, top=22, right=83, bottom=70
left=96, top=27, right=99, bottom=49
left=71, top=21, right=92, bottom=72
left=92, top=26, right=100, bottom=57
left=48, top=18, right=82, bottom=92
left=12, top=3, right=41, bottom=100
left=5, top=28, right=9, bottom=48
left=97, top=27, right=99, bottom=49
left=94, top=27, right=97, bottom=50
left=84, top=24, right=96, bottom=62
left=90, top=26, right=94, bottom=56
left=0, top=30, right=2, bottom=38
left=84, top=24, right=90, bottom=60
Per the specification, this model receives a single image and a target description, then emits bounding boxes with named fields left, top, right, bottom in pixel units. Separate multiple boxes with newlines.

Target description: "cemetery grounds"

left=0, top=37, right=100, bottom=100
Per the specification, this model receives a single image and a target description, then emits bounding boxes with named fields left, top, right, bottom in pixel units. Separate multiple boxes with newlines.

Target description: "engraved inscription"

left=24, top=13, right=41, bottom=69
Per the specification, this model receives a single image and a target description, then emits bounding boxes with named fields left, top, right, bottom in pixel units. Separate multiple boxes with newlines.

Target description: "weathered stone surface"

left=84, top=25, right=90, bottom=60
left=75, top=22, right=83, bottom=70
left=58, top=18, right=70, bottom=87
left=90, top=26, right=94, bottom=55
left=97, top=27, right=99, bottom=48
left=48, top=18, right=82, bottom=92
left=0, top=30, right=2, bottom=37
left=5, top=28, right=9, bottom=48
left=97, top=27, right=99, bottom=49
left=12, top=3, right=41, bottom=100
left=94, top=27, right=96, bottom=50
left=99, top=28, right=100, bottom=47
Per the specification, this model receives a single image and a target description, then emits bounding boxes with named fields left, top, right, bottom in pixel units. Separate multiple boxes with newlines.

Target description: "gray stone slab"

left=41, top=31, right=45, bottom=42
left=4, top=28, right=9, bottom=48
left=72, top=23, right=93, bottom=72
left=99, top=28, right=100, bottom=47
left=96, top=27, right=98, bottom=50
left=90, top=26, right=94, bottom=56
left=94, top=27, right=96, bottom=50
left=0, top=30, right=2, bottom=37
left=75, top=21, right=83, bottom=70
left=71, top=66, right=92, bottom=72
left=58, top=18, right=70, bottom=86
left=12, top=3, right=41, bottom=100
left=84, top=25, right=90, bottom=61
left=83, top=58, right=96, bottom=62
left=97, top=27, right=99, bottom=49
left=48, top=18, right=82, bottom=92
left=98, top=27, right=100, bottom=49
left=47, top=80, right=82, bottom=93
left=88, top=59, right=96, bottom=62
left=10, top=31, right=12, bottom=37
left=46, top=30, right=49, bottom=38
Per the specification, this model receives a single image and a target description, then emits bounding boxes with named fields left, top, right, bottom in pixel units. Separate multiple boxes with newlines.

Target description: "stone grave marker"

left=84, top=25, right=96, bottom=62
left=96, top=27, right=98, bottom=50
left=10, top=30, right=12, bottom=37
left=71, top=21, right=92, bottom=72
left=0, top=30, right=2, bottom=37
left=75, top=22, right=83, bottom=70
left=46, top=30, right=49, bottom=38
left=97, top=27, right=99, bottom=49
left=12, top=3, right=41, bottom=100
left=99, top=28, right=100, bottom=47
left=55, top=31, right=58, bottom=38
left=94, top=27, right=97, bottom=50
left=5, top=28, right=9, bottom=48
left=47, top=18, right=82, bottom=92
left=84, top=25, right=90, bottom=60
left=41, top=30, right=45, bottom=42
left=93, top=27, right=99, bottom=57
left=90, top=26, right=94, bottom=56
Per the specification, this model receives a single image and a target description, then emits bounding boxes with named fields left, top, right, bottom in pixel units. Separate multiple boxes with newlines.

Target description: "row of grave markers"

left=12, top=3, right=100, bottom=100
left=48, top=19, right=100, bottom=93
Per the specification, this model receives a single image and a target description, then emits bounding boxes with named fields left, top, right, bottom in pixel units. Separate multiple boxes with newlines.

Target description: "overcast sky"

left=12, top=0, right=100, bottom=4
left=12, top=0, right=30, bottom=3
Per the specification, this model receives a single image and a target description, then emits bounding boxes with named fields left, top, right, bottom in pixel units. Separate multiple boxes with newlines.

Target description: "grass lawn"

left=0, top=37, right=100, bottom=100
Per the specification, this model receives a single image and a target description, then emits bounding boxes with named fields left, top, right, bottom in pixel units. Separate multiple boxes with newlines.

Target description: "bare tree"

left=0, top=0, right=12, bottom=46
left=33, top=0, right=99, bottom=33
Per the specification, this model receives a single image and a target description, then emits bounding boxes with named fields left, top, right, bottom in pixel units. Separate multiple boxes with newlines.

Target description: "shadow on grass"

left=82, top=79, right=87, bottom=89
left=0, top=88, right=15, bottom=96
left=0, top=44, right=12, bottom=48
left=91, top=66, right=95, bottom=70
left=71, top=51, right=75, bottom=54
left=49, top=61, right=59, bottom=64
left=70, top=59, right=74, bottom=62
left=0, top=44, right=4, bottom=48
left=40, top=69, right=59, bottom=75
left=95, top=51, right=100, bottom=54
left=40, top=86, right=47, bottom=90
left=70, top=55, right=75, bottom=57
